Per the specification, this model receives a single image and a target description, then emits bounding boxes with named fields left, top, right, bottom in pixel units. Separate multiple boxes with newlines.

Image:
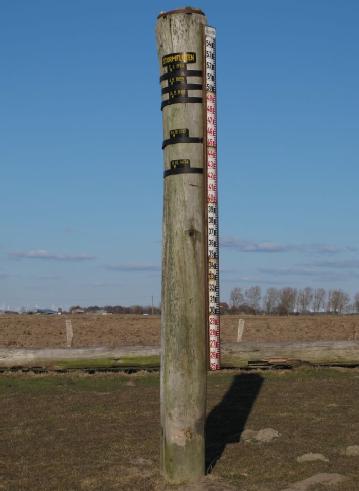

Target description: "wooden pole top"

left=157, top=7, right=205, bottom=19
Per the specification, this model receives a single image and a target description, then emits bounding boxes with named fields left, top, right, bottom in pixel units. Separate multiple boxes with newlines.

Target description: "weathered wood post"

left=156, top=7, right=208, bottom=484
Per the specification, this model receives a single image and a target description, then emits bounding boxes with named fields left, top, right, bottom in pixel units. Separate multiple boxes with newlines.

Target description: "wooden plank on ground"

left=1, top=341, right=359, bottom=368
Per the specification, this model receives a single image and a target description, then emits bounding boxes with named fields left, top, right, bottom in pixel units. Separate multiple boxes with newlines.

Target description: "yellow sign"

left=162, top=52, right=196, bottom=67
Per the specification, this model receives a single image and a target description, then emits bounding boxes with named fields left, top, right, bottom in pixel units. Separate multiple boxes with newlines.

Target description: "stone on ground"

left=241, top=429, right=258, bottom=442
left=241, top=427, right=280, bottom=443
left=341, top=445, right=359, bottom=456
left=281, top=473, right=348, bottom=491
left=256, top=428, right=280, bottom=442
left=296, top=453, right=329, bottom=463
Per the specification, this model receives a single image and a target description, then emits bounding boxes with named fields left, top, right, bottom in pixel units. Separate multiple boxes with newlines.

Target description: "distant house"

left=70, top=308, right=85, bottom=314
left=36, top=309, right=57, bottom=315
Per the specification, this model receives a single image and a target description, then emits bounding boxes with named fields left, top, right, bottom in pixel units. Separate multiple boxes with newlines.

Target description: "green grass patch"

left=54, top=357, right=121, bottom=369
left=0, top=372, right=160, bottom=394
left=115, top=355, right=160, bottom=366
left=54, top=355, right=160, bottom=369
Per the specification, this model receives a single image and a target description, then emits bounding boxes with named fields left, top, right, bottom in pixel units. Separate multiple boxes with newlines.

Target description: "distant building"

left=35, top=309, right=56, bottom=315
left=70, top=307, right=85, bottom=314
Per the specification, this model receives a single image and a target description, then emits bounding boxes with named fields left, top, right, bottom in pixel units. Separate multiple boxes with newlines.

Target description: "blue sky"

left=1, top=0, right=358, bottom=309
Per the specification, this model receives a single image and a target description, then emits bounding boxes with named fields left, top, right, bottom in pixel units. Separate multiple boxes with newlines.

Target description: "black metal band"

left=160, top=69, right=202, bottom=82
left=163, top=167, right=203, bottom=178
left=161, top=96, right=203, bottom=110
left=162, top=136, right=203, bottom=149
left=161, top=83, right=203, bottom=95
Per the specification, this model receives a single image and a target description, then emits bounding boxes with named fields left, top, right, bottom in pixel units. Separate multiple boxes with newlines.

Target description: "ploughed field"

left=0, top=314, right=358, bottom=349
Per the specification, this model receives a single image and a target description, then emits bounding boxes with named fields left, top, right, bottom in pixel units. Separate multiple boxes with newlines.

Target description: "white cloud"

left=9, top=250, right=96, bottom=261
left=221, top=237, right=357, bottom=255
left=221, top=238, right=288, bottom=252
left=302, top=259, right=359, bottom=269
left=258, top=266, right=359, bottom=282
left=105, top=263, right=160, bottom=272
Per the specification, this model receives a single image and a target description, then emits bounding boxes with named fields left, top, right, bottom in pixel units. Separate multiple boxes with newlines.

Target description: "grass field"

left=1, top=368, right=359, bottom=490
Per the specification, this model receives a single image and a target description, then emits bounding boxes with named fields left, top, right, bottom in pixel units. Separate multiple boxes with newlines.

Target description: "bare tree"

left=312, top=288, right=326, bottom=313
left=244, top=286, right=262, bottom=313
left=297, top=287, right=313, bottom=313
left=219, top=302, right=230, bottom=314
left=327, top=289, right=350, bottom=314
left=263, top=288, right=280, bottom=314
left=278, top=287, right=297, bottom=315
left=345, top=303, right=354, bottom=314
left=354, top=292, right=359, bottom=314
left=229, top=287, right=244, bottom=311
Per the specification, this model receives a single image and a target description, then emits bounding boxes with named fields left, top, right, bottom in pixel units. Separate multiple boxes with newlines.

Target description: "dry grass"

left=1, top=368, right=359, bottom=490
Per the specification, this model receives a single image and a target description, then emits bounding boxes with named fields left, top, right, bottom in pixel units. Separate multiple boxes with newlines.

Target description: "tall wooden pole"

left=156, top=8, right=207, bottom=484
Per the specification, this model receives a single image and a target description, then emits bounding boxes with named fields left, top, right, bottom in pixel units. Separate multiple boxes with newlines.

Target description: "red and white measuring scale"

left=204, top=26, right=220, bottom=371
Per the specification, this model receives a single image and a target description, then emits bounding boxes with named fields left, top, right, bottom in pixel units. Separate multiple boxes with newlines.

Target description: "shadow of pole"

left=205, top=373, right=264, bottom=473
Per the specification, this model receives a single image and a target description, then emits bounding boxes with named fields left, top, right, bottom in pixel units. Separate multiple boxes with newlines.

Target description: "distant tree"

left=129, top=305, right=144, bottom=314
left=229, top=287, right=244, bottom=311
left=219, top=302, right=230, bottom=314
left=297, top=287, right=313, bottom=313
left=69, top=305, right=83, bottom=313
left=244, top=286, right=261, bottom=313
left=86, top=305, right=101, bottom=313
left=345, top=303, right=354, bottom=314
left=263, top=288, right=280, bottom=314
left=278, top=287, right=297, bottom=315
left=327, top=289, right=350, bottom=314
left=354, top=293, right=359, bottom=314
left=312, top=288, right=326, bottom=313
left=106, top=305, right=125, bottom=314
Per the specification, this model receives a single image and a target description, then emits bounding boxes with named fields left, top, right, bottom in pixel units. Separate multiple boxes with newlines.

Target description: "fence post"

left=156, top=7, right=207, bottom=484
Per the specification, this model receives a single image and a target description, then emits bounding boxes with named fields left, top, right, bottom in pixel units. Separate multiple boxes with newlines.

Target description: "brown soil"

left=0, top=369, right=358, bottom=490
left=1, top=314, right=358, bottom=349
